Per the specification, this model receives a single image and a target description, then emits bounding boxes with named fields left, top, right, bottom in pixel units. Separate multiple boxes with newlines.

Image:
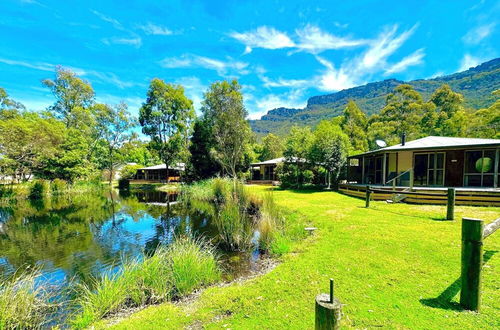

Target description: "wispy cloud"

left=462, top=23, right=496, bottom=45
left=160, top=54, right=249, bottom=77
left=294, top=24, right=366, bottom=53
left=260, top=75, right=309, bottom=88
left=173, top=76, right=207, bottom=112
left=91, top=10, right=124, bottom=30
left=230, top=26, right=295, bottom=54
left=248, top=89, right=307, bottom=119
left=102, top=37, right=142, bottom=47
left=0, top=57, right=135, bottom=89
left=459, top=54, right=483, bottom=71
left=361, top=24, right=418, bottom=70
left=138, top=22, right=173, bottom=36
left=384, top=48, right=425, bottom=75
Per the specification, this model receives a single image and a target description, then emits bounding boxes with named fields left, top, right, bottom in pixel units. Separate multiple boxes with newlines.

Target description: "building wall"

left=398, top=151, right=413, bottom=172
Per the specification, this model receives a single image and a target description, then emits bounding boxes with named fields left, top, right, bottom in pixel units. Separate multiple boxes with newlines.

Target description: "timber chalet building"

left=341, top=135, right=500, bottom=206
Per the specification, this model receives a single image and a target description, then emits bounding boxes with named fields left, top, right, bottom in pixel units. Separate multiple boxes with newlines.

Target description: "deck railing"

left=385, top=168, right=413, bottom=190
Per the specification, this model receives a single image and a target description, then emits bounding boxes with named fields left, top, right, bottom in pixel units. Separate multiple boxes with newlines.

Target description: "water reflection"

left=0, top=189, right=263, bottom=289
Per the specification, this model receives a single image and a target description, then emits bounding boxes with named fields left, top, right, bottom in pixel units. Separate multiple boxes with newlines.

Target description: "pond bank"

left=106, top=186, right=500, bottom=329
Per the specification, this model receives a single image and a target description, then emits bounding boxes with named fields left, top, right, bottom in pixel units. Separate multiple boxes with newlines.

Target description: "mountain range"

left=249, top=58, right=500, bottom=137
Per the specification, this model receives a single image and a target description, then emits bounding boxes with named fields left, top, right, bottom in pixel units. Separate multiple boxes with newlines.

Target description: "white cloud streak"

left=459, top=54, right=483, bottom=71
left=384, top=48, right=425, bottom=75
left=160, top=54, right=249, bottom=77
left=138, top=22, right=173, bottom=36
left=91, top=10, right=124, bottom=30
left=294, top=24, right=366, bottom=53
left=230, top=26, right=295, bottom=54
left=248, top=89, right=307, bottom=120
left=102, top=37, right=142, bottom=47
left=462, top=23, right=496, bottom=45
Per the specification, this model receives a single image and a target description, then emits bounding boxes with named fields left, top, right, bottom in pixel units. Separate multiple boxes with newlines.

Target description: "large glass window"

left=464, top=149, right=497, bottom=187
left=413, top=152, right=445, bottom=186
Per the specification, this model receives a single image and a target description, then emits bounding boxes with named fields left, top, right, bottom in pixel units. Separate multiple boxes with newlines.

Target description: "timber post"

left=446, top=188, right=456, bottom=220
left=365, top=186, right=371, bottom=208
left=315, top=279, right=342, bottom=330
left=460, top=217, right=484, bottom=312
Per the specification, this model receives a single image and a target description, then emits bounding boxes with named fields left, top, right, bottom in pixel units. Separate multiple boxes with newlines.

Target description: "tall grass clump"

left=72, top=236, right=220, bottom=328
left=168, top=236, right=221, bottom=295
left=50, top=178, right=67, bottom=195
left=0, top=270, right=53, bottom=329
left=257, top=193, right=284, bottom=251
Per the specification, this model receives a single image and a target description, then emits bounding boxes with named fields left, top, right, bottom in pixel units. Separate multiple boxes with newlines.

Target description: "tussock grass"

left=0, top=270, right=54, bottom=329
left=72, top=236, right=220, bottom=328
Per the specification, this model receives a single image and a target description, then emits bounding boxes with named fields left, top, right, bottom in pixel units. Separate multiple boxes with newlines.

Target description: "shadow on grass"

left=420, top=250, right=497, bottom=311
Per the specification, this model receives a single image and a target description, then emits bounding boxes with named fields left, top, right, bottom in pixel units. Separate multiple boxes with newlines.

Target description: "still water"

left=0, top=189, right=263, bottom=289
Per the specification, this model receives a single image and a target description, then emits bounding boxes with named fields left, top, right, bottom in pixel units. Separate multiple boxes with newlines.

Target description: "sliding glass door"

left=464, top=149, right=497, bottom=187
left=413, top=152, right=445, bottom=186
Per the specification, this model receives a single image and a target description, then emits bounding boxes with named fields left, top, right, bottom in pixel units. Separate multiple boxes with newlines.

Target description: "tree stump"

left=315, top=293, right=342, bottom=330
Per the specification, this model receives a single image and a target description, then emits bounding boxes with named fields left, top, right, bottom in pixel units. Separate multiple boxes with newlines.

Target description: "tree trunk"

left=108, top=150, right=114, bottom=186
left=166, top=166, right=170, bottom=183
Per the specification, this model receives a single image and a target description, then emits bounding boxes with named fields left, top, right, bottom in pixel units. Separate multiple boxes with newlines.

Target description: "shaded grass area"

left=107, top=187, right=500, bottom=329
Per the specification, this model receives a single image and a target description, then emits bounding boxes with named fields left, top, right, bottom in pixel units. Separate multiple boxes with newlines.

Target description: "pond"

left=0, top=188, right=265, bottom=295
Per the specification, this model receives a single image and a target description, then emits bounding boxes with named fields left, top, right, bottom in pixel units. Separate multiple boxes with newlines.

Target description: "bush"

left=0, top=271, right=54, bottom=329
left=119, top=164, right=144, bottom=180
left=72, top=236, right=220, bottom=328
left=51, top=179, right=67, bottom=195
left=28, top=180, right=49, bottom=200
left=118, top=179, right=130, bottom=190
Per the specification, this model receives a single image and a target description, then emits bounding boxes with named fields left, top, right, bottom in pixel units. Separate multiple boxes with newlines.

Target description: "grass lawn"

left=101, top=186, right=500, bottom=329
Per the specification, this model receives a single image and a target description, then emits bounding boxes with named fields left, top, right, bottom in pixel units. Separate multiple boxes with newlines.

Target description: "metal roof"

left=251, top=157, right=286, bottom=166
left=138, top=163, right=185, bottom=171
left=351, top=136, right=500, bottom=157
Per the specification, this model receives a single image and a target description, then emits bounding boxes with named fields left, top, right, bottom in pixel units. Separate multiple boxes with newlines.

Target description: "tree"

left=0, top=112, right=65, bottom=181
left=96, top=102, right=136, bottom=184
left=187, top=117, right=221, bottom=181
left=119, top=135, right=160, bottom=166
left=201, top=80, right=251, bottom=178
left=259, top=133, right=284, bottom=161
left=368, top=84, right=433, bottom=147
left=340, top=100, right=368, bottom=154
left=310, top=120, right=351, bottom=189
left=468, top=90, right=500, bottom=138
left=282, top=126, right=314, bottom=187
left=139, top=79, right=194, bottom=182
left=426, top=84, right=467, bottom=136
left=42, top=67, right=95, bottom=128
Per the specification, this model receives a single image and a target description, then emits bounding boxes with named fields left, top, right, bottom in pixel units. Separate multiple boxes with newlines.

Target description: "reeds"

left=72, top=236, right=220, bottom=328
left=0, top=270, right=54, bottom=329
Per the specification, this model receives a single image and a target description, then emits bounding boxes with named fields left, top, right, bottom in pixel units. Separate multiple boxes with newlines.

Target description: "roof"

left=352, top=136, right=500, bottom=157
left=251, top=157, right=286, bottom=166
left=139, top=163, right=185, bottom=171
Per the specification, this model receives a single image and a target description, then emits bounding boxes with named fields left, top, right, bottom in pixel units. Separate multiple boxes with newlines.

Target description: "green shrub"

left=120, top=164, right=143, bottom=180
left=51, top=179, right=67, bottom=195
left=168, top=236, right=220, bottom=296
left=118, top=179, right=130, bottom=190
left=72, top=236, right=220, bottom=328
left=0, top=271, right=53, bottom=329
left=28, top=180, right=49, bottom=200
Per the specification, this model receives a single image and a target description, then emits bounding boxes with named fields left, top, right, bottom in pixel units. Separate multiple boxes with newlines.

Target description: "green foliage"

left=280, top=126, right=314, bottom=188
left=0, top=270, right=54, bottom=329
left=29, top=180, right=49, bottom=200
left=119, top=164, right=143, bottom=180
left=258, top=133, right=284, bottom=161
left=139, top=79, right=195, bottom=181
left=201, top=80, right=252, bottom=178
left=72, top=236, right=220, bottom=328
left=51, top=178, right=67, bottom=195
left=341, top=100, right=368, bottom=154
left=186, top=118, right=221, bottom=181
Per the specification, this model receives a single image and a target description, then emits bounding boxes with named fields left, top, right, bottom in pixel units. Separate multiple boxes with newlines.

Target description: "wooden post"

left=446, top=188, right=456, bottom=220
left=315, top=279, right=342, bottom=330
left=460, top=217, right=484, bottom=312
left=365, top=186, right=371, bottom=208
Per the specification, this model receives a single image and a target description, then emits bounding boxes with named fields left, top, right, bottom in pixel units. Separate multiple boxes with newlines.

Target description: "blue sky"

left=0, top=0, right=498, bottom=119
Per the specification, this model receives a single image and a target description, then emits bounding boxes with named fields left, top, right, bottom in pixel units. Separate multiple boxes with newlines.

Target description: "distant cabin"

left=133, top=163, right=185, bottom=183
left=249, top=157, right=284, bottom=184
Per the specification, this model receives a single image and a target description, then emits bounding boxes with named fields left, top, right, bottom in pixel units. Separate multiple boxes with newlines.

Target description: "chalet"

left=342, top=136, right=500, bottom=205
left=133, top=163, right=185, bottom=183
left=249, top=157, right=284, bottom=184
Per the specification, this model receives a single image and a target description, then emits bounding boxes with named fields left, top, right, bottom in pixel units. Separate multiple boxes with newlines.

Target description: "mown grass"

left=72, top=236, right=220, bottom=328
left=105, top=186, right=500, bottom=329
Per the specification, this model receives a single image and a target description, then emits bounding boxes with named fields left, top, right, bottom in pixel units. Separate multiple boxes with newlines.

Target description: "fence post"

left=446, top=188, right=456, bottom=220
left=365, top=186, right=371, bottom=208
left=460, top=217, right=484, bottom=312
left=315, top=279, right=342, bottom=330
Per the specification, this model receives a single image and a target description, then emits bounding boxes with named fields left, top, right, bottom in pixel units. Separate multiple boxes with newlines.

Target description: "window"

left=464, top=149, right=497, bottom=187
left=413, top=152, right=445, bottom=186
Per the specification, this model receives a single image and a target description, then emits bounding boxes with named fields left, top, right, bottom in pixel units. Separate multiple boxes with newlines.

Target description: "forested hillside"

left=250, top=58, right=500, bottom=136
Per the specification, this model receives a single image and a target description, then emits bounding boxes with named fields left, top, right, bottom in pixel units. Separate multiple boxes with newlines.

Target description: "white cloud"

left=173, top=76, right=207, bottom=113
left=230, top=26, right=295, bottom=54
left=91, top=10, right=123, bottom=30
left=0, top=58, right=57, bottom=72
left=102, top=37, right=142, bottom=47
left=459, top=54, right=483, bottom=71
left=361, top=24, right=418, bottom=70
left=462, top=23, right=496, bottom=45
left=138, top=22, right=173, bottom=36
left=384, top=48, right=425, bottom=75
left=260, top=75, right=309, bottom=88
left=249, top=89, right=307, bottom=120
left=295, top=24, right=365, bottom=53
left=160, top=54, right=249, bottom=77
left=317, top=67, right=356, bottom=91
